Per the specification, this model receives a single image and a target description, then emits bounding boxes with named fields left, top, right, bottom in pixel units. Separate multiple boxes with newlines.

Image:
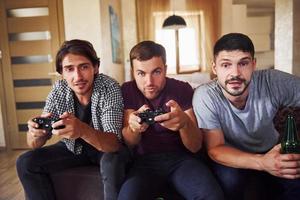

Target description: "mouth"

left=227, top=80, right=242, bottom=86
left=74, top=81, right=87, bottom=88
left=145, top=87, right=156, bottom=92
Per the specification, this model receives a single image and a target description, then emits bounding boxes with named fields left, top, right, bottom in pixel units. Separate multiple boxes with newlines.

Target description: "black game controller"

left=138, top=108, right=166, bottom=125
left=32, top=117, right=65, bottom=132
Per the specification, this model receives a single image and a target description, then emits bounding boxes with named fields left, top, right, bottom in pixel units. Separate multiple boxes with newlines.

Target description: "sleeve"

left=177, top=82, right=194, bottom=111
left=100, top=81, right=124, bottom=139
left=192, top=86, right=222, bottom=130
left=43, top=84, right=59, bottom=119
left=267, top=70, right=300, bottom=107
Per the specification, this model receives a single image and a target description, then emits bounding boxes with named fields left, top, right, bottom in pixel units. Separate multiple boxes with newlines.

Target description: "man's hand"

left=27, top=113, right=52, bottom=148
left=52, top=112, right=90, bottom=139
left=154, top=100, right=188, bottom=132
left=28, top=113, right=52, bottom=138
left=260, top=144, right=300, bottom=179
left=129, top=105, right=150, bottom=134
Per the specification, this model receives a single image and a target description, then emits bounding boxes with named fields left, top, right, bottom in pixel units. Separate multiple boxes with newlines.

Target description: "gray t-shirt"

left=193, top=69, right=300, bottom=153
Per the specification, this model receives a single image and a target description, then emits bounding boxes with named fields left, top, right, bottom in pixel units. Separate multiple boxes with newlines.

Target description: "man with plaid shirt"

left=16, top=39, right=124, bottom=200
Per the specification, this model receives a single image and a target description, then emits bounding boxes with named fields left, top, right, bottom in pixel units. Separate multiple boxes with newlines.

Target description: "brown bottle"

left=281, top=115, right=300, bottom=154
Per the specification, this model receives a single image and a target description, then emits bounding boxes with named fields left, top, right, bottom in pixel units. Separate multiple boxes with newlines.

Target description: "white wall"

left=274, top=0, right=293, bottom=74
left=220, top=0, right=274, bottom=69
left=63, top=0, right=102, bottom=59
left=99, top=0, right=124, bottom=83
left=63, top=0, right=125, bottom=83
left=275, top=0, right=300, bottom=77
left=121, top=0, right=137, bottom=81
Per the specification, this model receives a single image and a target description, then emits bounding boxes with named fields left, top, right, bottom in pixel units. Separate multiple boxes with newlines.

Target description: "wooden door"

left=0, top=0, right=64, bottom=149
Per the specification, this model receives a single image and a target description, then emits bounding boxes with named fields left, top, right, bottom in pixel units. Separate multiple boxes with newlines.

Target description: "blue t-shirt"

left=122, top=78, right=194, bottom=155
left=193, top=69, right=300, bottom=153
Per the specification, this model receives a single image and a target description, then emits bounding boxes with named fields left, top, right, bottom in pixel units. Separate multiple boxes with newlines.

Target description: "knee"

left=16, top=151, right=38, bottom=177
left=100, top=146, right=132, bottom=173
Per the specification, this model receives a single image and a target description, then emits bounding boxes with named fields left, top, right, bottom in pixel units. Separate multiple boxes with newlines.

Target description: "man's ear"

left=252, top=58, right=257, bottom=71
left=212, top=61, right=217, bottom=75
left=94, top=65, right=99, bottom=74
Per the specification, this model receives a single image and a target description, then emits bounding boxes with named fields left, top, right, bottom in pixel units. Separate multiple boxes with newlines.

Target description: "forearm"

left=122, top=126, right=141, bottom=147
left=208, top=145, right=263, bottom=170
left=81, top=128, right=121, bottom=152
left=179, top=119, right=203, bottom=153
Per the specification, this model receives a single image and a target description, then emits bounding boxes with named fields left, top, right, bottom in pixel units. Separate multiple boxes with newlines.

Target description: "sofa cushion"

left=51, top=166, right=103, bottom=200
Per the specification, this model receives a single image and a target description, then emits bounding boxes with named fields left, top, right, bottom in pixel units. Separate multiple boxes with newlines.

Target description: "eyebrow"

left=220, top=56, right=252, bottom=62
left=63, top=62, right=91, bottom=68
left=135, top=66, right=162, bottom=73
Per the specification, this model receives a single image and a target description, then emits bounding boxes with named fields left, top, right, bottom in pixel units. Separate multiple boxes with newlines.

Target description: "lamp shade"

left=162, top=14, right=187, bottom=29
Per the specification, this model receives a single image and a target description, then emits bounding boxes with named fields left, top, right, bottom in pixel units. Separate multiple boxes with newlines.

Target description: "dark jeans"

left=118, top=152, right=224, bottom=200
left=211, top=161, right=300, bottom=200
left=16, top=141, right=102, bottom=200
left=100, top=145, right=133, bottom=200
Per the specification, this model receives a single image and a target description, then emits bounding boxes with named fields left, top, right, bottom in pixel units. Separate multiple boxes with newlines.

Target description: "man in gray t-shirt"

left=193, top=33, right=300, bottom=200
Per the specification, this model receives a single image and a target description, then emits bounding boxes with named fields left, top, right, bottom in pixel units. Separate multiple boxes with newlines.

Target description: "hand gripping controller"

left=32, top=117, right=65, bottom=132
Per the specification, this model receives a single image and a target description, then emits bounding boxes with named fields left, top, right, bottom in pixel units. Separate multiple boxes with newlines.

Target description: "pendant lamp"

left=162, top=14, right=187, bottom=29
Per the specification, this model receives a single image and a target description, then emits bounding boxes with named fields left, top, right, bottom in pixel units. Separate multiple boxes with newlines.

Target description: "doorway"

left=0, top=0, right=65, bottom=149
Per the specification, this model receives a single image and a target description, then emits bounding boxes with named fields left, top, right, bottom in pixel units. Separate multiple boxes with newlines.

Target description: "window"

left=154, top=11, right=205, bottom=74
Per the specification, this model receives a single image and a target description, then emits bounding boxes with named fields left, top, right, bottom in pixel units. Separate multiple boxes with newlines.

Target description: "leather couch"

left=50, top=107, right=300, bottom=200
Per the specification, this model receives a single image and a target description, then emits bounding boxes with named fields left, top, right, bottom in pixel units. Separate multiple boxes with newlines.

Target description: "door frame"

left=0, top=0, right=12, bottom=150
left=0, top=0, right=65, bottom=150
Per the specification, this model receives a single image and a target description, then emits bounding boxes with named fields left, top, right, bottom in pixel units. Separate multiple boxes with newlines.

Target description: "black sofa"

left=50, top=107, right=300, bottom=200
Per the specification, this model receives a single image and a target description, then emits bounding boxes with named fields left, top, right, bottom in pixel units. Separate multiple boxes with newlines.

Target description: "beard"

left=219, top=76, right=251, bottom=97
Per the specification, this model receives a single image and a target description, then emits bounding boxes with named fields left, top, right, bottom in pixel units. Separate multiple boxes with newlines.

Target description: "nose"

left=145, top=74, right=154, bottom=85
left=74, top=67, right=83, bottom=80
left=231, top=65, right=241, bottom=77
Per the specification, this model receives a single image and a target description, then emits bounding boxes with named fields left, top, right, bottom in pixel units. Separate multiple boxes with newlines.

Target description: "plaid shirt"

left=43, top=73, right=124, bottom=154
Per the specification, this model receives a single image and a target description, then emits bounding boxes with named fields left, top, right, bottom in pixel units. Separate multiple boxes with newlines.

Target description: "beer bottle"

left=281, top=114, right=300, bottom=154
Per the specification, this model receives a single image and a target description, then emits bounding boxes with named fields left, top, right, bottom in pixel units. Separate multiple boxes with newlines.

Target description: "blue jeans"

left=118, top=152, right=224, bottom=200
left=100, top=145, right=133, bottom=200
left=16, top=141, right=102, bottom=200
left=211, top=161, right=300, bottom=200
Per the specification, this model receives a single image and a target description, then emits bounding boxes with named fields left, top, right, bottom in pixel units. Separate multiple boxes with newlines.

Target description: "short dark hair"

left=129, top=40, right=166, bottom=68
left=213, top=33, right=255, bottom=59
left=55, top=39, right=100, bottom=74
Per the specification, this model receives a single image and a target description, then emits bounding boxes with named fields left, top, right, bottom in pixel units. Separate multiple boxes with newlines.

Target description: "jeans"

left=16, top=141, right=102, bottom=200
left=118, top=152, right=224, bottom=200
left=211, top=161, right=300, bottom=200
left=100, top=145, right=133, bottom=200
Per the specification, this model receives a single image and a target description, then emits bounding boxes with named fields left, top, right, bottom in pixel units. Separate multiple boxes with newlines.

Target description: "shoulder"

left=194, top=79, right=219, bottom=97
left=166, top=77, right=193, bottom=93
left=121, top=80, right=139, bottom=99
left=94, top=73, right=121, bottom=90
left=121, top=80, right=137, bottom=93
left=51, top=79, right=71, bottom=95
left=252, top=69, right=300, bottom=86
left=121, top=80, right=135, bottom=89
left=253, top=69, right=294, bottom=79
left=167, top=77, right=191, bottom=87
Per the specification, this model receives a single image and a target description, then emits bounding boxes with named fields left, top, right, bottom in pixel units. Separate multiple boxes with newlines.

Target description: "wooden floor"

left=0, top=150, right=25, bottom=200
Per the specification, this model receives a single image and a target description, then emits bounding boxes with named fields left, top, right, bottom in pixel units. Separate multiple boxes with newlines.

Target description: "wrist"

left=179, top=114, right=189, bottom=131
left=253, top=153, right=264, bottom=171
left=129, top=126, right=141, bottom=135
